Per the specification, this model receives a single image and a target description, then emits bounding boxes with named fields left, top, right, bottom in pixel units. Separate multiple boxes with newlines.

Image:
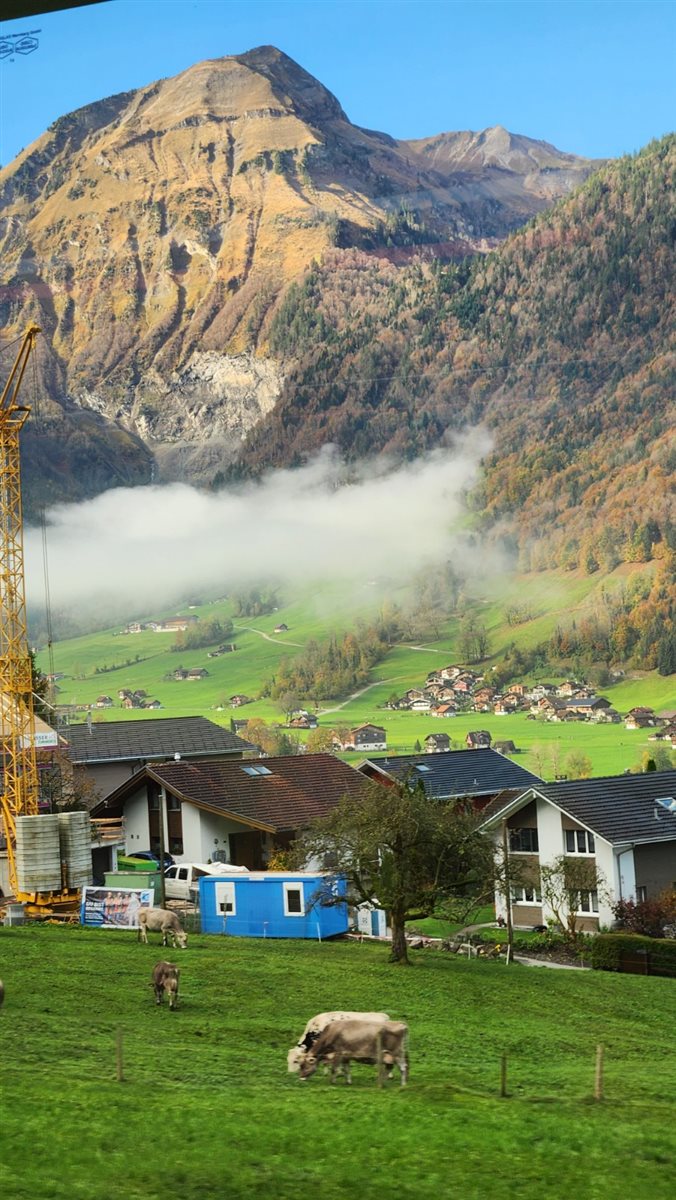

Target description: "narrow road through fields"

left=401, top=644, right=446, bottom=653
left=319, top=677, right=404, bottom=715
left=237, top=625, right=304, bottom=648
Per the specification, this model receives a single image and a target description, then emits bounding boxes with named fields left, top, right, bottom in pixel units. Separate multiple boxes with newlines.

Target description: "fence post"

left=594, top=1043, right=604, bottom=1101
left=116, top=1026, right=124, bottom=1083
left=500, top=1053, right=508, bottom=1098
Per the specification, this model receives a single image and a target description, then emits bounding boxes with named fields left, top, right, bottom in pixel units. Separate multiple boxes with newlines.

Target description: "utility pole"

left=501, top=819, right=514, bottom=965
left=158, top=786, right=167, bottom=909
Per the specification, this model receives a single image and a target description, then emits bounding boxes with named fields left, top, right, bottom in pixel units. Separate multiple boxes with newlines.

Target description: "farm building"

left=199, top=871, right=348, bottom=938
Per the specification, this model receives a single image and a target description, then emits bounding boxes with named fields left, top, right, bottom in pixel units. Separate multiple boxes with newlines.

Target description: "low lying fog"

left=25, top=436, right=496, bottom=617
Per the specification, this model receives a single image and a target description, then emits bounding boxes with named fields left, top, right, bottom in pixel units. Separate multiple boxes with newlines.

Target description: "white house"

left=480, top=770, right=676, bottom=932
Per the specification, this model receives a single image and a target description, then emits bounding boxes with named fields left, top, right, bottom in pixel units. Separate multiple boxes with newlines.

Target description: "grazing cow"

left=151, top=961, right=180, bottom=1010
left=137, top=907, right=188, bottom=949
left=299, top=1019, right=409, bottom=1087
left=287, top=1010, right=390, bottom=1073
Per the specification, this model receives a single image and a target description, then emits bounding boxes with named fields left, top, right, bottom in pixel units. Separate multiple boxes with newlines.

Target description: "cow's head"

left=298, top=1053, right=318, bottom=1081
left=287, top=1047, right=304, bottom=1073
left=176, top=930, right=188, bottom=949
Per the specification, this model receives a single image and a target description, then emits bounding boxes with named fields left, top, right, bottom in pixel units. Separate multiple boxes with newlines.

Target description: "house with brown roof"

left=625, top=707, right=658, bottom=730
left=466, top=730, right=492, bottom=749
left=342, top=724, right=387, bottom=752
left=424, top=733, right=451, bottom=753
left=91, top=753, right=370, bottom=871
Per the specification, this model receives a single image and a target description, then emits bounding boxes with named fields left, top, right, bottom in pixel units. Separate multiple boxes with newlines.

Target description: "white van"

left=164, top=862, right=248, bottom=901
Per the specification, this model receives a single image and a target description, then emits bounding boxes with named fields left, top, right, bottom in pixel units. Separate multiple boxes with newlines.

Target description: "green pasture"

left=40, top=564, right=675, bottom=778
left=1, top=925, right=674, bottom=1200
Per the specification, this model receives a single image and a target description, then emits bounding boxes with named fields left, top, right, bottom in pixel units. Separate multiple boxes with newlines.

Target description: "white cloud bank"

left=25, top=433, right=496, bottom=616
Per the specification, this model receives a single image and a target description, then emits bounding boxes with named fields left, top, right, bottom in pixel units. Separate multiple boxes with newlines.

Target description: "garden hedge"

left=591, top=933, right=676, bottom=976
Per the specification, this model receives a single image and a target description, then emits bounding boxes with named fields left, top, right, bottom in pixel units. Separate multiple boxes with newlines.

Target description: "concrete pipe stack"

left=15, top=814, right=62, bottom=893
left=58, top=811, right=93, bottom=889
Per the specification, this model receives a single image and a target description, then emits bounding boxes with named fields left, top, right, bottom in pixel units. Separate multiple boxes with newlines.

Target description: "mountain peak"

left=232, top=44, right=349, bottom=124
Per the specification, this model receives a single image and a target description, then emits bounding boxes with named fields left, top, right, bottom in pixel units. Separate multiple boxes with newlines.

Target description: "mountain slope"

left=238, top=135, right=675, bottom=578
left=0, top=46, right=596, bottom=513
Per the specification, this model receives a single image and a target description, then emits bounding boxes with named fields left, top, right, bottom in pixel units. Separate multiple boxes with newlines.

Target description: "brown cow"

left=287, top=1010, right=390, bottom=1073
left=151, top=961, right=180, bottom=1010
left=299, top=1019, right=409, bottom=1087
left=137, top=907, right=188, bottom=949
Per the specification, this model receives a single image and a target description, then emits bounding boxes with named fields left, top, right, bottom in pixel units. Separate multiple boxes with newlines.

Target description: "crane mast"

left=0, top=325, right=42, bottom=900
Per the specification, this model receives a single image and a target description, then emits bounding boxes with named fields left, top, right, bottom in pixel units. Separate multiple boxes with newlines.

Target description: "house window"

left=565, top=829, right=595, bottom=855
left=509, top=828, right=539, bottom=853
left=283, top=882, right=304, bottom=917
left=636, top=886, right=647, bottom=903
left=511, top=885, right=542, bottom=904
left=577, top=890, right=599, bottom=914
left=215, top=882, right=236, bottom=917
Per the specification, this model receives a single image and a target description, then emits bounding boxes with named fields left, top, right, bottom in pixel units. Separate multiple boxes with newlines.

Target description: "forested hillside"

left=229, top=136, right=675, bottom=662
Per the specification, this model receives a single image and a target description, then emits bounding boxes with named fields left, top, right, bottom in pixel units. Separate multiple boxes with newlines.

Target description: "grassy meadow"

left=1, top=925, right=674, bottom=1200
left=40, top=564, right=676, bottom=779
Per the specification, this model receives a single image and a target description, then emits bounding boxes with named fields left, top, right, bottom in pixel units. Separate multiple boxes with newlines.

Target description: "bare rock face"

left=73, top=350, right=282, bottom=484
left=0, top=46, right=599, bottom=509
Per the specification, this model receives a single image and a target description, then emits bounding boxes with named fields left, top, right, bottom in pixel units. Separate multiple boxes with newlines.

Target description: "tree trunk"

left=388, top=913, right=410, bottom=965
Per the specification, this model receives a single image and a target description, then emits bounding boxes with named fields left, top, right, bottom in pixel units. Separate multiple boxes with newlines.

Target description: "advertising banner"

left=80, top=886, right=154, bottom=928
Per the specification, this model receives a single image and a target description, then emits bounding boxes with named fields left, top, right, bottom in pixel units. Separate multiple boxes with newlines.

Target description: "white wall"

left=594, top=838, right=617, bottom=926
left=180, top=805, right=236, bottom=863
left=124, top=789, right=150, bottom=852
left=614, top=849, right=636, bottom=902
left=179, top=805, right=263, bottom=864
left=535, top=796, right=563, bottom=870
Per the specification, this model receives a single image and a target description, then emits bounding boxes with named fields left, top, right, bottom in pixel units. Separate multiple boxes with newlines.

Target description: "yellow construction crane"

left=0, top=325, right=76, bottom=913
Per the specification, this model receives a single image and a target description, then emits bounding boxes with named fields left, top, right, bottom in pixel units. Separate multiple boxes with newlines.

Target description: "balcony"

left=91, top=817, right=125, bottom=844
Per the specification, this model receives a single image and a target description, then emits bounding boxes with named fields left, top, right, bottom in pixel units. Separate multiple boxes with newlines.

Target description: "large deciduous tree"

left=292, top=778, right=495, bottom=964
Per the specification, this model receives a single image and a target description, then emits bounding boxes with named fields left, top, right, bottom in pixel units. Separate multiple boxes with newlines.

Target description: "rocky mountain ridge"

left=0, top=45, right=598, bottom=512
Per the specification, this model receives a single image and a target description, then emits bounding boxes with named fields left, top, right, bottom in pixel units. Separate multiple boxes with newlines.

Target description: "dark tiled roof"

left=94, top=753, right=370, bottom=833
left=481, top=770, right=676, bottom=845
left=358, top=748, right=543, bottom=798
left=65, top=716, right=255, bottom=764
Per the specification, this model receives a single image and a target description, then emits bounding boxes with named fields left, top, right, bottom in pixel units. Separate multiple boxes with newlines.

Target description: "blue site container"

left=199, top=871, right=348, bottom=939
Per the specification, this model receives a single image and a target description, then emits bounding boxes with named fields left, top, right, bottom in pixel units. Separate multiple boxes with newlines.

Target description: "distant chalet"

left=127, top=616, right=198, bottom=634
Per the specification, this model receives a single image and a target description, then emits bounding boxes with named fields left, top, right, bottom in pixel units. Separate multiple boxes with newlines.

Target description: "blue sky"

left=0, top=0, right=674, bottom=165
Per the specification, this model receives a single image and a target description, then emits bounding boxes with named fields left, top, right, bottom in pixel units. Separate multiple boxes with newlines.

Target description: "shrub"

left=612, top=889, right=676, bottom=938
